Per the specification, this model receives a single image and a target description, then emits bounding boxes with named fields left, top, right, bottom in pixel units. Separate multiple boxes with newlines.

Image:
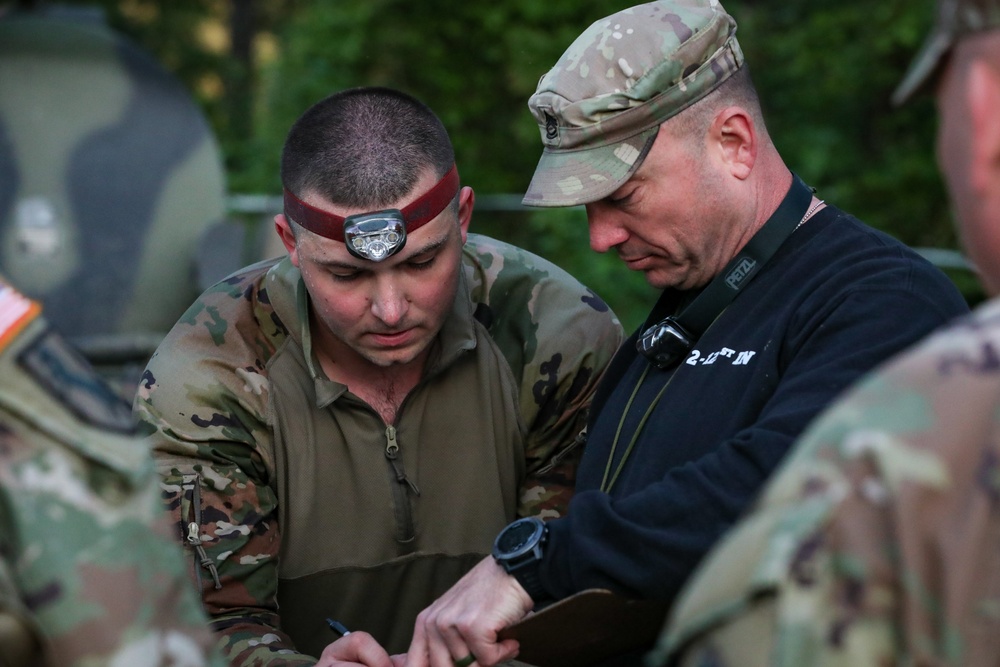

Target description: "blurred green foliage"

left=52, top=0, right=982, bottom=330
left=733, top=0, right=955, bottom=248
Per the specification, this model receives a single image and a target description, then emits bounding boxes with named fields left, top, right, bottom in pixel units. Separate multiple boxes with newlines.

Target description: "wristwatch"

left=491, top=516, right=549, bottom=602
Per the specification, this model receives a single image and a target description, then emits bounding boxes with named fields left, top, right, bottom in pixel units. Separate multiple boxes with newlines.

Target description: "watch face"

left=496, top=518, right=543, bottom=556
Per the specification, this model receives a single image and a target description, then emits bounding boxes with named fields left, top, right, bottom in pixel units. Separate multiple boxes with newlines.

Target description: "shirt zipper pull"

left=384, top=425, right=421, bottom=496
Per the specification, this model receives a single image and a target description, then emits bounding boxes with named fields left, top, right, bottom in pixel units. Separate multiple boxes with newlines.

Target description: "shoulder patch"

left=0, top=284, right=42, bottom=354
left=17, top=328, right=136, bottom=434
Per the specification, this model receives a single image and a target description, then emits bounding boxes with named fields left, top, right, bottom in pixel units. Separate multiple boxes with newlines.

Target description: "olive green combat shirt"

left=652, top=298, right=1000, bottom=667
left=134, top=234, right=624, bottom=665
left=0, top=280, right=224, bottom=667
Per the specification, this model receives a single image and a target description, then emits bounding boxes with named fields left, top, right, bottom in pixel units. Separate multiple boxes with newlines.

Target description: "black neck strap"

left=678, top=174, right=813, bottom=333
left=636, top=174, right=814, bottom=369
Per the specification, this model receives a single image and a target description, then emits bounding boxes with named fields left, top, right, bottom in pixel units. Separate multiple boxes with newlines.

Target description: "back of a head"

left=281, top=87, right=455, bottom=210
left=894, top=0, right=1000, bottom=104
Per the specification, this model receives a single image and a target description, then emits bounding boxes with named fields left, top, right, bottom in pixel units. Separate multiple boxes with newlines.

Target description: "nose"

left=370, top=275, right=408, bottom=326
left=585, top=203, right=629, bottom=253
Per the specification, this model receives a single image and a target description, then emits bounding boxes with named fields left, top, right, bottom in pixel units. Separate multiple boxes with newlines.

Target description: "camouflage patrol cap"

left=893, top=0, right=1000, bottom=105
left=522, top=0, right=744, bottom=208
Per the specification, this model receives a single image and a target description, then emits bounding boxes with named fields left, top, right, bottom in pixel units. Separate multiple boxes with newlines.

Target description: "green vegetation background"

left=71, top=0, right=975, bottom=332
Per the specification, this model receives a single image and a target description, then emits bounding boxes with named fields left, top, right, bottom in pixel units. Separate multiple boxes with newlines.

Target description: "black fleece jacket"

left=538, top=204, right=969, bottom=603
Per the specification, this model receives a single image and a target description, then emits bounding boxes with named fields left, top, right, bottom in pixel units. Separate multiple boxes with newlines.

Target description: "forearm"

left=513, top=263, right=624, bottom=519
left=150, top=434, right=298, bottom=665
left=519, top=339, right=619, bottom=519
left=518, top=429, right=586, bottom=519
left=540, top=428, right=794, bottom=601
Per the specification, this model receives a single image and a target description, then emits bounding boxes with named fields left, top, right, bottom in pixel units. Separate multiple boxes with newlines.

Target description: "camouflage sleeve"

left=463, top=235, right=625, bottom=519
left=0, top=555, right=40, bottom=667
left=0, top=310, right=226, bottom=666
left=0, top=425, right=229, bottom=667
left=652, top=306, right=1000, bottom=667
left=133, top=280, right=316, bottom=666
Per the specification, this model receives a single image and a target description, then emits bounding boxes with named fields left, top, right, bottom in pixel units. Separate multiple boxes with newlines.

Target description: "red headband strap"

left=282, top=165, right=460, bottom=242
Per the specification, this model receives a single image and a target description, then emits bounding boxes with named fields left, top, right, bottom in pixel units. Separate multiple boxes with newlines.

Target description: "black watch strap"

left=492, top=517, right=550, bottom=603
left=509, top=563, right=548, bottom=602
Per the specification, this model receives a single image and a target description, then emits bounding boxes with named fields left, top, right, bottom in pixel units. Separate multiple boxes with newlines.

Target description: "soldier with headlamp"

left=134, top=86, right=624, bottom=667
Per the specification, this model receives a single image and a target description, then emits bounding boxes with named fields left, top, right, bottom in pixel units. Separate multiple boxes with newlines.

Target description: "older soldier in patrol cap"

left=655, top=0, right=1000, bottom=667
left=0, top=275, right=224, bottom=667
left=132, top=86, right=623, bottom=667
left=407, top=2, right=970, bottom=666
left=650, top=1, right=1000, bottom=666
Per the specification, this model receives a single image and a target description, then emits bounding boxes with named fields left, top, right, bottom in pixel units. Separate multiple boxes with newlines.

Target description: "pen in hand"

left=326, top=618, right=352, bottom=639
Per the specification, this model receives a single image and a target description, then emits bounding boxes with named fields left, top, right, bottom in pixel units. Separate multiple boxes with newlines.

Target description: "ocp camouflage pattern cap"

left=893, top=0, right=1000, bottom=105
left=522, top=0, right=744, bottom=208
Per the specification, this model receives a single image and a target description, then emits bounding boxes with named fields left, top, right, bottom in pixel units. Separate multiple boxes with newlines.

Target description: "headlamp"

left=282, top=165, right=460, bottom=262
left=342, top=211, right=406, bottom=261
left=636, top=316, right=695, bottom=369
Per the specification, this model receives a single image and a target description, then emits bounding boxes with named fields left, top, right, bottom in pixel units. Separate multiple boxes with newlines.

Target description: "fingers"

left=317, top=632, right=395, bottom=667
left=426, top=616, right=463, bottom=667
left=407, top=559, right=531, bottom=667
left=428, top=614, right=516, bottom=667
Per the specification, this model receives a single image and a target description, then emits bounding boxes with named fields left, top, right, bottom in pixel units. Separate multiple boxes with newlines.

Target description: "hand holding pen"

left=315, top=619, right=404, bottom=667
left=327, top=619, right=352, bottom=638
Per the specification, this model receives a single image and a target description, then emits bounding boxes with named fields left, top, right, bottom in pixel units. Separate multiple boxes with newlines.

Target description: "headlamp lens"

left=343, top=211, right=407, bottom=262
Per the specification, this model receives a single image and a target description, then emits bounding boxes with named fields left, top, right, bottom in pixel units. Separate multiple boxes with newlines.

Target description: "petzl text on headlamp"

left=282, top=165, right=460, bottom=262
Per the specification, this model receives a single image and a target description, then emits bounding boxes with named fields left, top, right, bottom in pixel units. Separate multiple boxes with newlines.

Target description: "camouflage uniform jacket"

left=0, top=281, right=225, bottom=667
left=134, top=233, right=623, bottom=665
left=651, top=297, right=1000, bottom=666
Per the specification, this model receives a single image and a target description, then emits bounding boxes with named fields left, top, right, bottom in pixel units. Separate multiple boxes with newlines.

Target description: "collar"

left=264, top=255, right=478, bottom=406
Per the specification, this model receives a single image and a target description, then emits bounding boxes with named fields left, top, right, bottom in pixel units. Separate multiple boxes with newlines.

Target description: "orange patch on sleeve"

left=0, top=285, right=42, bottom=353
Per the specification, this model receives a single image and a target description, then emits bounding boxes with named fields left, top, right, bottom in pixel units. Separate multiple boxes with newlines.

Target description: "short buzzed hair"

left=667, top=66, right=766, bottom=153
left=281, top=87, right=455, bottom=209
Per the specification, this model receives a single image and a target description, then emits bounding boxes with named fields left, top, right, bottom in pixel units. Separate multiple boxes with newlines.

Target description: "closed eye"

left=609, top=191, right=635, bottom=207
left=405, top=246, right=441, bottom=270
left=408, top=255, right=437, bottom=271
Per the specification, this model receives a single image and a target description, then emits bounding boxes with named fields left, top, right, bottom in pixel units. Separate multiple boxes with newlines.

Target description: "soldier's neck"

left=313, top=337, right=426, bottom=424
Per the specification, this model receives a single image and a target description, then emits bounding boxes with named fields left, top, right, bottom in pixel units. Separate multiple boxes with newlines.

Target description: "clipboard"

left=497, top=589, right=668, bottom=667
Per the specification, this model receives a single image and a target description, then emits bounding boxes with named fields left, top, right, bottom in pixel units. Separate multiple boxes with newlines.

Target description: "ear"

left=967, top=59, right=1000, bottom=194
left=274, top=214, right=300, bottom=266
left=457, top=186, right=475, bottom=243
left=711, top=106, right=756, bottom=180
